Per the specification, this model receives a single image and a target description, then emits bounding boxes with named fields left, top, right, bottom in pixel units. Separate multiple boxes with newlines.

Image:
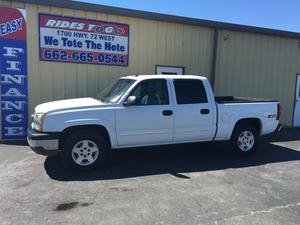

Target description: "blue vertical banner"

left=0, top=7, right=28, bottom=140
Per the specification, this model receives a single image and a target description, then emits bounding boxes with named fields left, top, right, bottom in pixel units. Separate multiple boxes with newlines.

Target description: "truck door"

left=116, top=79, right=173, bottom=146
left=171, top=79, right=215, bottom=142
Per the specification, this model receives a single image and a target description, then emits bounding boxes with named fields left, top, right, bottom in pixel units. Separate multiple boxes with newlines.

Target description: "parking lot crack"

left=214, top=201, right=300, bottom=224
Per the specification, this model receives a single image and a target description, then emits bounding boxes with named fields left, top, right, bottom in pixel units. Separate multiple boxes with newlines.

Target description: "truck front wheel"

left=230, top=124, right=259, bottom=155
left=61, top=130, right=108, bottom=171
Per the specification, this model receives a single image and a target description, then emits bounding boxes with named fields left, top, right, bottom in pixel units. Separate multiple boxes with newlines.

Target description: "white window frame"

left=155, top=65, right=184, bottom=75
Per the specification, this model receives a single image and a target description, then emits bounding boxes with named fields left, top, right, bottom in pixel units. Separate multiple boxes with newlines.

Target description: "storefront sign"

left=0, top=7, right=28, bottom=140
left=39, top=14, right=129, bottom=66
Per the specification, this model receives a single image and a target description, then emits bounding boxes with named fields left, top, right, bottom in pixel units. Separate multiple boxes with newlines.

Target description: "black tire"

left=60, top=130, right=108, bottom=171
left=230, top=123, right=259, bottom=155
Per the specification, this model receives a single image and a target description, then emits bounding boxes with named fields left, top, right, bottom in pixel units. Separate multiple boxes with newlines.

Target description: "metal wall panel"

left=0, top=0, right=214, bottom=129
left=2, top=0, right=298, bottom=129
left=214, top=30, right=300, bottom=125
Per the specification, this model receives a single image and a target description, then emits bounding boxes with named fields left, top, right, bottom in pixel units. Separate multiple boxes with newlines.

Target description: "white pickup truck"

left=28, top=75, right=282, bottom=170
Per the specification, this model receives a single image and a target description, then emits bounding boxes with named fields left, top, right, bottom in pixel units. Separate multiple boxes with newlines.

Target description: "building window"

left=156, top=66, right=184, bottom=75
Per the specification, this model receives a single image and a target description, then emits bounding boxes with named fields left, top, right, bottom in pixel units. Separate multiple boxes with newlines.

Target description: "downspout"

left=210, top=28, right=219, bottom=91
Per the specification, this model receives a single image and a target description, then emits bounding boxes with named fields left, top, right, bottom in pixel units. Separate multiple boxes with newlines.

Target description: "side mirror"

left=124, top=96, right=137, bottom=106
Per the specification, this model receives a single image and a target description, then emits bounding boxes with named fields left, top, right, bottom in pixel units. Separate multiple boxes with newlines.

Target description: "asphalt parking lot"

left=0, top=129, right=300, bottom=225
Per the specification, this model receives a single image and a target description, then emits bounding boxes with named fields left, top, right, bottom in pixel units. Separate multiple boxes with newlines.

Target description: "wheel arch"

left=230, top=118, right=262, bottom=139
left=59, top=125, right=112, bottom=149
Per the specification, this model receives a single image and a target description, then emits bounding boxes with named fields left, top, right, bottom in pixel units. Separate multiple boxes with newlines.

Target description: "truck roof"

left=122, top=74, right=207, bottom=81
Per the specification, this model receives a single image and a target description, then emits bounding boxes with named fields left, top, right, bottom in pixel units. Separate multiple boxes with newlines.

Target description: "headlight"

left=32, top=113, right=46, bottom=132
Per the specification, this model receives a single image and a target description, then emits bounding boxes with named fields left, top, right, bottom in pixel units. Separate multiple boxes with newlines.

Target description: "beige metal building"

left=0, top=0, right=300, bottom=140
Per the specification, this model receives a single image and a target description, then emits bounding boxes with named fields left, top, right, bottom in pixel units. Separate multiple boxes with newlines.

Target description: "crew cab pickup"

left=27, top=75, right=282, bottom=170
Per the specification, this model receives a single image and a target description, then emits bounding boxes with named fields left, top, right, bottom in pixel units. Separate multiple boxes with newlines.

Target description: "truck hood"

left=35, top=97, right=109, bottom=113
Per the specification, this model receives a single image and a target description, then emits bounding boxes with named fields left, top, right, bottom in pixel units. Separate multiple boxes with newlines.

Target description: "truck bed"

left=215, top=96, right=278, bottom=104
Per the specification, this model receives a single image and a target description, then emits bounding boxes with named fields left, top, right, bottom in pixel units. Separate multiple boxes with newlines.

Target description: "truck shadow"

left=44, top=130, right=300, bottom=181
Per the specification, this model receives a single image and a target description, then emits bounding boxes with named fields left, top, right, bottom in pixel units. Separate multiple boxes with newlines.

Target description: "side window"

left=130, top=79, right=169, bottom=105
left=173, top=79, right=208, bottom=104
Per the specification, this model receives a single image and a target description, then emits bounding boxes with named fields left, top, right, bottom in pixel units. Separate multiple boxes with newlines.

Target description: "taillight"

left=277, top=103, right=282, bottom=120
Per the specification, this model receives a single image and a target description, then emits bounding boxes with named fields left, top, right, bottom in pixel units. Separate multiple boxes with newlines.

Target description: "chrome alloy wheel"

left=71, top=140, right=99, bottom=166
left=237, top=130, right=255, bottom=152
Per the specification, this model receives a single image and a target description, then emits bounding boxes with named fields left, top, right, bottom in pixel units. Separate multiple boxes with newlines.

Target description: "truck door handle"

left=200, top=109, right=210, bottom=114
left=162, top=110, right=173, bottom=116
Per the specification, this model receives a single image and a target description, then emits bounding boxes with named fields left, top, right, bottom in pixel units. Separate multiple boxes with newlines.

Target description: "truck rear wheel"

left=230, top=124, right=259, bottom=155
left=61, top=130, right=108, bottom=171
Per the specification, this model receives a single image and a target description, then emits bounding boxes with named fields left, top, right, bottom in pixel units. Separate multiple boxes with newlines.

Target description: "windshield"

left=96, top=78, right=136, bottom=103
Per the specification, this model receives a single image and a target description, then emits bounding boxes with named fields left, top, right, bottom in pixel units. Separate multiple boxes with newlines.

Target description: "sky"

left=76, top=0, right=300, bottom=33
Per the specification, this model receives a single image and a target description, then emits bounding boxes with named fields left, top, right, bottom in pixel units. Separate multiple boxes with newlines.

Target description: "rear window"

left=173, top=79, right=208, bottom=104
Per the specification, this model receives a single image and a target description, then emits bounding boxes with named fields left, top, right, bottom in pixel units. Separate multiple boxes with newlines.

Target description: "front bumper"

left=27, top=128, right=60, bottom=156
